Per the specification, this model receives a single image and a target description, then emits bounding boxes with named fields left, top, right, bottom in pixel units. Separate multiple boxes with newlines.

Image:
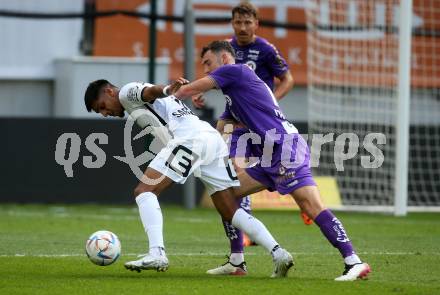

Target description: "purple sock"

left=314, top=209, right=356, bottom=258
left=222, top=219, right=244, bottom=253
left=222, top=197, right=252, bottom=253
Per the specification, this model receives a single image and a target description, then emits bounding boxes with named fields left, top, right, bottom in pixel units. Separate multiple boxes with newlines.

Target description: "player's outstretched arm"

left=173, top=77, right=217, bottom=100
left=141, top=77, right=189, bottom=102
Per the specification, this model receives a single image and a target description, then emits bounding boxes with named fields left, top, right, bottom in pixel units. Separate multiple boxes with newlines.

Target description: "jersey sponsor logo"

left=247, top=54, right=259, bottom=61
left=172, top=106, right=195, bottom=118
left=248, top=49, right=260, bottom=54
left=245, top=60, right=257, bottom=71
left=275, top=170, right=296, bottom=185
left=171, top=99, right=195, bottom=118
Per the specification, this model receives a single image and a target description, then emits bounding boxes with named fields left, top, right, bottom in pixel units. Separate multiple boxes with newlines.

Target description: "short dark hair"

left=201, top=40, right=236, bottom=59
left=231, top=1, right=258, bottom=19
left=84, top=79, right=113, bottom=112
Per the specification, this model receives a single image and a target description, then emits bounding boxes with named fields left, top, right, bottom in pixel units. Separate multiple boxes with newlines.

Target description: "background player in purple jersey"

left=192, top=2, right=300, bottom=276
left=192, top=2, right=293, bottom=108
left=173, top=40, right=371, bottom=281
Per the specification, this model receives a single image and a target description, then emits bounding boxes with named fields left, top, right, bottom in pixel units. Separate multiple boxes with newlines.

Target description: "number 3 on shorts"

left=165, top=145, right=198, bottom=177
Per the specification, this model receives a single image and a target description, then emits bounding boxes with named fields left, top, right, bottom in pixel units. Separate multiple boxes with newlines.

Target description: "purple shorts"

left=245, top=133, right=316, bottom=195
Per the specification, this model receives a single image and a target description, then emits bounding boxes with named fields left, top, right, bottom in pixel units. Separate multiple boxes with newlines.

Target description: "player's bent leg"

left=290, top=185, right=370, bottom=281
left=209, top=195, right=251, bottom=275
left=289, top=185, right=326, bottom=219
left=232, top=170, right=266, bottom=199
left=133, top=167, right=175, bottom=197
left=201, top=157, right=251, bottom=274
left=233, top=170, right=269, bottom=245
left=125, top=168, right=174, bottom=273
left=231, top=158, right=256, bottom=247
left=208, top=185, right=248, bottom=275
left=211, top=189, right=294, bottom=278
left=232, top=168, right=270, bottom=247
left=237, top=196, right=257, bottom=247
left=215, top=161, right=257, bottom=275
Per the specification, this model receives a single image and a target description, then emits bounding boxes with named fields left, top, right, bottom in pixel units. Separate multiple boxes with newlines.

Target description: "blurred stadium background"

left=0, top=0, right=438, bottom=215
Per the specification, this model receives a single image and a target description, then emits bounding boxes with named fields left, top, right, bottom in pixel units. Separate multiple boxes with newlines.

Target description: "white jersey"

left=119, top=82, right=239, bottom=194
left=119, top=82, right=214, bottom=145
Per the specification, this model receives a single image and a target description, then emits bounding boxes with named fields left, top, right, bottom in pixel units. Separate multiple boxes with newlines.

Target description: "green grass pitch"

left=0, top=204, right=439, bottom=295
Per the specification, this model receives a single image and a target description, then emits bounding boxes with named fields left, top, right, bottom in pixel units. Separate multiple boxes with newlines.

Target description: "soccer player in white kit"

left=83, top=78, right=294, bottom=277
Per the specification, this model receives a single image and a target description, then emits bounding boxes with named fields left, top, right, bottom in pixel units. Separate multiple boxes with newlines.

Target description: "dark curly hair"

left=200, top=40, right=236, bottom=59
left=84, top=79, right=114, bottom=112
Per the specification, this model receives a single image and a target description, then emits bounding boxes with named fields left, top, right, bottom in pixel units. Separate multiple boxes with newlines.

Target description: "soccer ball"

left=85, top=230, right=121, bottom=266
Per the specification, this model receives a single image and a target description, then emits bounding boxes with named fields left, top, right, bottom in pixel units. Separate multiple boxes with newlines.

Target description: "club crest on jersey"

left=245, top=60, right=257, bottom=71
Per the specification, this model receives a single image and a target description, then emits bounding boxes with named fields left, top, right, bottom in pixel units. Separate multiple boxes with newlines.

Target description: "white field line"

left=3, top=210, right=438, bottom=226
left=0, top=251, right=437, bottom=258
left=2, top=211, right=138, bottom=221
left=2, top=211, right=215, bottom=223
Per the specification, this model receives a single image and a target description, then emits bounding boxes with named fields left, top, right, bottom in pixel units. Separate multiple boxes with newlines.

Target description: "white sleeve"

left=119, top=82, right=154, bottom=104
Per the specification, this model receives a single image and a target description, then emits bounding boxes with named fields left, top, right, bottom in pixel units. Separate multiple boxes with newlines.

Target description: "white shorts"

left=148, top=130, right=240, bottom=196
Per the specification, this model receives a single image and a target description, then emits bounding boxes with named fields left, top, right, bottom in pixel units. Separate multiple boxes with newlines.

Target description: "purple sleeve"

left=208, top=64, right=242, bottom=89
left=266, top=45, right=289, bottom=78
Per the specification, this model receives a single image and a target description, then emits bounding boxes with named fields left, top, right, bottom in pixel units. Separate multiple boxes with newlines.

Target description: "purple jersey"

left=210, top=64, right=297, bottom=143
left=230, top=36, right=288, bottom=90
left=210, top=64, right=313, bottom=195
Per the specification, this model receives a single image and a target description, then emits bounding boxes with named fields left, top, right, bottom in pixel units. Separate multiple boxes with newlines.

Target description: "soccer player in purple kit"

left=173, top=40, right=371, bottom=281
left=192, top=2, right=296, bottom=276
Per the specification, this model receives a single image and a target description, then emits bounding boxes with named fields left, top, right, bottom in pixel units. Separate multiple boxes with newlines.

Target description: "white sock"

left=344, top=254, right=362, bottom=265
left=135, top=192, right=165, bottom=255
left=150, top=246, right=166, bottom=257
left=231, top=208, right=278, bottom=253
left=229, top=252, right=244, bottom=265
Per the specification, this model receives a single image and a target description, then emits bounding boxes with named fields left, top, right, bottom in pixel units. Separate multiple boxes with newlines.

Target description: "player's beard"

left=237, top=32, right=255, bottom=46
